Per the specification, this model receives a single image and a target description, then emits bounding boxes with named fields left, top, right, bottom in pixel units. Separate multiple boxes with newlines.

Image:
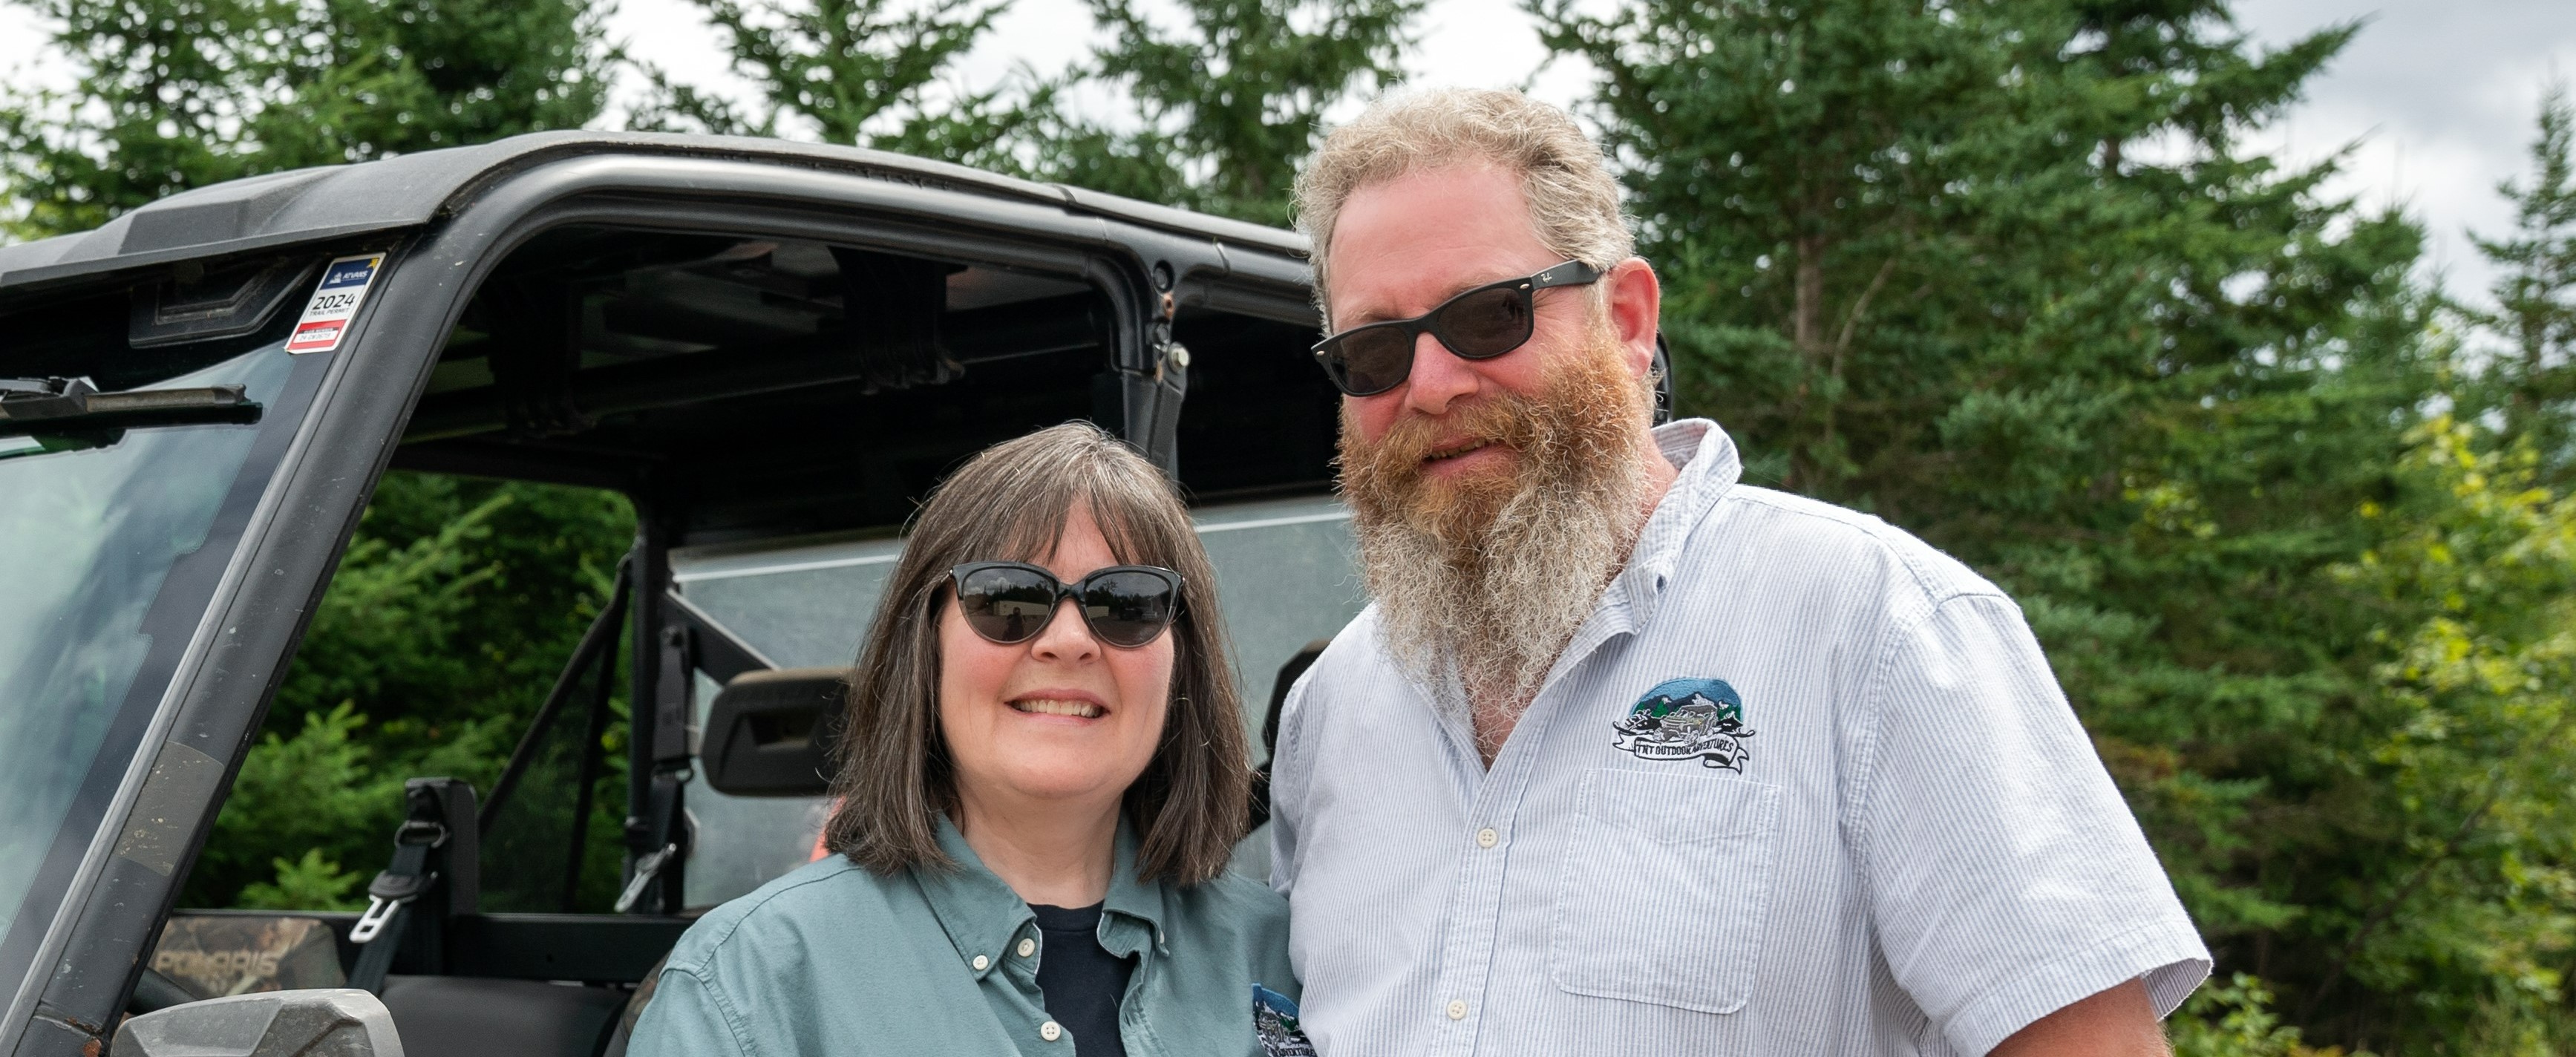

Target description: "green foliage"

left=632, top=0, right=1417, bottom=223
left=1537, top=0, right=2364, bottom=499
left=2169, top=975, right=2347, bottom=1057
left=1537, top=0, right=2576, bottom=1048
left=2307, top=418, right=2576, bottom=1044
left=1027, top=0, right=1418, bottom=224
left=239, top=850, right=367, bottom=912
left=186, top=704, right=390, bottom=909
left=625, top=0, right=1033, bottom=163
left=2470, top=84, right=2576, bottom=482
left=182, top=474, right=635, bottom=912
left=0, top=0, right=612, bottom=238
left=0, top=0, right=637, bottom=916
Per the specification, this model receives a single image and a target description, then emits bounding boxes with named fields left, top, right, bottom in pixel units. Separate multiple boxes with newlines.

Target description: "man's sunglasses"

left=948, top=562, right=1183, bottom=649
left=1312, top=260, right=1603, bottom=397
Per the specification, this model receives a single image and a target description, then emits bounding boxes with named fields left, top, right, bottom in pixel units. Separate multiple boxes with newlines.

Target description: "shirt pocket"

left=1546, top=768, right=1784, bottom=1015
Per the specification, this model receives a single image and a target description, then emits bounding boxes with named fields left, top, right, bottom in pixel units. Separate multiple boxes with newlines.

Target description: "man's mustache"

left=1347, top=390, right=1542, bottom=498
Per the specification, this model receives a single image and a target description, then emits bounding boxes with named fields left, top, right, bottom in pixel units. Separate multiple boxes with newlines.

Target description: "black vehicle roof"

left=0, top=131, right=1344, bottom=543
left=0, top=131, right=1310, bottom=295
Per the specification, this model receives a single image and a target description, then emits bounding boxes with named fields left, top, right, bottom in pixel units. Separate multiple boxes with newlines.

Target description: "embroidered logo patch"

left=1252, top=984, right=1317, bottom=1056
left=1612, top=678, right=1756, bottom=770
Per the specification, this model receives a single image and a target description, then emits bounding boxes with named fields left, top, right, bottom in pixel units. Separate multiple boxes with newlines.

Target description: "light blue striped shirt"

left=1269, top=419, right=2208, bottom=1056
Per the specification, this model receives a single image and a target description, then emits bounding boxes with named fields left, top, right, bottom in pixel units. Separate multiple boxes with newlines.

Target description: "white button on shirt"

left=1270, top=420, right=2211, bottom=1057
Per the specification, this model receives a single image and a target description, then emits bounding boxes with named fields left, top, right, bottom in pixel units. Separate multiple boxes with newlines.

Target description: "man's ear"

left=1604, top=258, right=1661, bottom=381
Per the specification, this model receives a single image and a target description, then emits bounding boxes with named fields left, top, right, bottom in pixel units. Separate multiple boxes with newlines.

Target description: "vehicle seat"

left=381, top=975, right=628, bottom=1057
left=596, top=955, right=666, bottom=1057
left=150, top=914, right=629, bottom=1057
left=148, top=912, right=347, bottom=998
left=1246, top=639, right=1331, bottom=832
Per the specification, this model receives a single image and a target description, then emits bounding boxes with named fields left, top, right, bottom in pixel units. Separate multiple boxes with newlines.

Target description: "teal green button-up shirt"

left=629, top=818, right=1298, bottom=1057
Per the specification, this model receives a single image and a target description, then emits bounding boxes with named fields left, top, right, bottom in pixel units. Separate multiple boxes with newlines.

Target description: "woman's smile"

left=1006, top=691, right=1108, bottom=720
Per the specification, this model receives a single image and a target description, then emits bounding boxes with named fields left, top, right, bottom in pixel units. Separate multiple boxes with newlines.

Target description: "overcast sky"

left=4, top=0, right=2571, bottom=305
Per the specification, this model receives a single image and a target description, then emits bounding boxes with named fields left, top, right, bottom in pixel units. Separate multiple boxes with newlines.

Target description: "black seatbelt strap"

left=615, top=765, right=688, bottom=913
left=347, top=813, right=448, bottom=993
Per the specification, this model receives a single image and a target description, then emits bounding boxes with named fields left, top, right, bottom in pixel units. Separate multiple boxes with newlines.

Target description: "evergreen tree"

left=624, top=0, right=1033, bottom=165
left=2474, top=84, right=2576, bottom=480
left=180, top=476, right=637, bottom=912
left=1028, top=0, right=1418, bottom=224
left=0, top=0, right=612, bottom=238
left=1539, top=0, right=2576, bottom=1047
left=632, top=0, right=1417, bottom=223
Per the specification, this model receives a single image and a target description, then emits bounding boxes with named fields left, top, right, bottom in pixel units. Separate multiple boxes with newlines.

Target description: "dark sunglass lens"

left=1331, top=327, right=1416, bottom=395
left=1079, top=570, right=1175, bottom=647
left=1437, top=286, right=1533, bottom=358
left=958, top=567, right=1057, bottom=643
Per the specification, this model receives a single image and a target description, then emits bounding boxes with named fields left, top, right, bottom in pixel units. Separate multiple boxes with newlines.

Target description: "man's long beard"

left=1338, top=324, right=1658, bottom=743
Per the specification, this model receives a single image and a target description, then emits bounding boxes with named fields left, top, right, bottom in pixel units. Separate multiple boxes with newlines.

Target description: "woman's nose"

left=1028, top=598, right=1100, bottom=661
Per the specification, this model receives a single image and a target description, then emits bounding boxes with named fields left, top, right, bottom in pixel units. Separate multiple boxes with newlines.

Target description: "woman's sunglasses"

left=948, top=562, right=1183, bottom=649
left=1311, top=260, right=1602, bottom=396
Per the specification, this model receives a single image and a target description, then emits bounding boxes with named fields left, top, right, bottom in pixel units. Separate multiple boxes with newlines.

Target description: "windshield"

left=0, top=321, right=329, bottom=984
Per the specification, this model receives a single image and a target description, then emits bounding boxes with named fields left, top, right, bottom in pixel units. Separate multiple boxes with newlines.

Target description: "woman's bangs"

left=1082, top=487, right=1186, bottom=571
left=964, top=471, right=1188, bottom=574
left=951, top=473, right=1084, bottom=567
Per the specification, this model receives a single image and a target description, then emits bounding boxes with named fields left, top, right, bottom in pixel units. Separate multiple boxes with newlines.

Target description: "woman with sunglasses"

left=630, top=422, right=1307, bottom=1057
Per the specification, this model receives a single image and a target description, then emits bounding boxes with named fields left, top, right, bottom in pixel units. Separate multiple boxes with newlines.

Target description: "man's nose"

left=1400, top=330, right=1480, bottom=416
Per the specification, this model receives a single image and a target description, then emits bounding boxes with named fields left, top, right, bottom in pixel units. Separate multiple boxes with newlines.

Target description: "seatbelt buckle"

left=352, top=867, right=440, bottom=943
left=615, top=843, right=680, bottom=914
left=352, top=819, right=448, bottom=943
left=350, top=895, right=402, bottom=943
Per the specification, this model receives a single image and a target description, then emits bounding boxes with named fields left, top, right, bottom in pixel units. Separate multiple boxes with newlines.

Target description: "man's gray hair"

left=1295, top=88, right=1635, bottom=319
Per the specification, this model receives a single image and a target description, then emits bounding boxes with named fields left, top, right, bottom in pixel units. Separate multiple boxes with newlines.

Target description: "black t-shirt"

left=1028, top=902, right=1134, bottom=1057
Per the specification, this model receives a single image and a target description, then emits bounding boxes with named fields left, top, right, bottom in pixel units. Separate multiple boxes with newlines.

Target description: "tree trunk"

left=1794, top=233, right=1826, bottom=356
left=1785, top=232, right=1830, bottom=488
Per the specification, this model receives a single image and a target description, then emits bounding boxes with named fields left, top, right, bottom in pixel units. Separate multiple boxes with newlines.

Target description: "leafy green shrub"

left=2168, top=975, right=2350, bottom=1057
left=182, top=474, right=634, bottom=911
left=238, top=851, right=365, bottom=912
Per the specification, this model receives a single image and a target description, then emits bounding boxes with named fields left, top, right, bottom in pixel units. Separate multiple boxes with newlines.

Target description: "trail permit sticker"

left=284, top=254, right=385, bottom=354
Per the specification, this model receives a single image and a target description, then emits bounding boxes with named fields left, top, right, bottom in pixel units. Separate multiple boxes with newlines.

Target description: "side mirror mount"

left=114, top=989, right=404, bottom=1057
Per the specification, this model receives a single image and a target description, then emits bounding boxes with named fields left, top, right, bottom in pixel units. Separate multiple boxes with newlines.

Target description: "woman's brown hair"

left=822, top=421, right=1250, bottom=884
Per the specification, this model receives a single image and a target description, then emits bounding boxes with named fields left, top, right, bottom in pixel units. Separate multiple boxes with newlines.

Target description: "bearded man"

left=1265, top=88, right=2210, bottom=1057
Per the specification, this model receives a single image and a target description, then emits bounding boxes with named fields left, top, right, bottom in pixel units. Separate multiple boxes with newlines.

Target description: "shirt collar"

left=1097, top=822, right=1168, bottom=955
left=1613, top=419, right=1741, bottom=626
left=915, top=814, right=1167, bottom=978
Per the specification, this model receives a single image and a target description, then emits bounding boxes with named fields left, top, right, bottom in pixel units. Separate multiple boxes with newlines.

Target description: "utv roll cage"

left=0, top=131, right=1343, bottom=1057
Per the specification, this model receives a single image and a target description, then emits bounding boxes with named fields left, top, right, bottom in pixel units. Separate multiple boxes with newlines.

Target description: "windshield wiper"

left=0, top=376, right=261, bottom=439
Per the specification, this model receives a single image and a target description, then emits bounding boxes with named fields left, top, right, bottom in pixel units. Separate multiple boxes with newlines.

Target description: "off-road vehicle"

left=0, top=132, right=1373, bottom=1057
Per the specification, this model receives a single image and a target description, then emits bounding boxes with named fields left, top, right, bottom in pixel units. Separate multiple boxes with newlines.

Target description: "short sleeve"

left=1854, top=593, right=2209, bottom=1056
left=626, top=966, right=758, bottom=1057
left=1266, top=673, right=1316, bottom=897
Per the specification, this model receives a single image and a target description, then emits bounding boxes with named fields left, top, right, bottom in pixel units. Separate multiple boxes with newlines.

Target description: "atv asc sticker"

left=1252, top=984, right=1315, bottom=1056
left=1612, top=677, right=1756, bottom=770
left=284, top=253, right=385, bottom=354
